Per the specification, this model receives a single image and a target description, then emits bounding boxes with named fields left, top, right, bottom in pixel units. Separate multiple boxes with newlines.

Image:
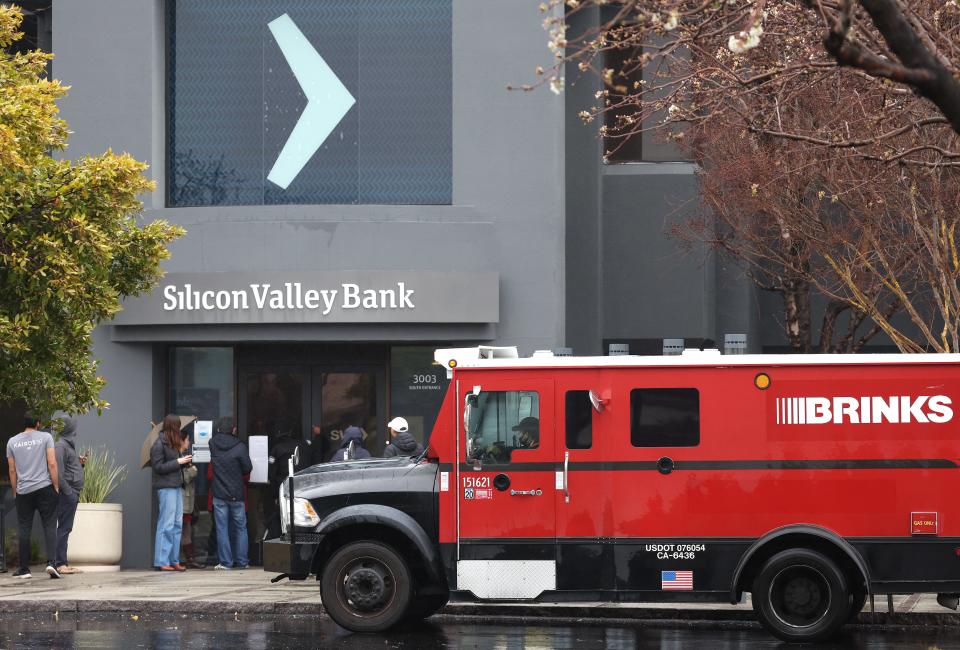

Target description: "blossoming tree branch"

left=528, top=0, right=960, bottom=353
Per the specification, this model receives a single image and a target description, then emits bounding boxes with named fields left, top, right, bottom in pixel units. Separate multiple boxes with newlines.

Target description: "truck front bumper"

left=263, top=536, right=319, bottom=579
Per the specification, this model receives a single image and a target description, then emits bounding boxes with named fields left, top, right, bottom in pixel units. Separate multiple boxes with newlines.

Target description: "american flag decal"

left=661, top=570, right=693, bottom=590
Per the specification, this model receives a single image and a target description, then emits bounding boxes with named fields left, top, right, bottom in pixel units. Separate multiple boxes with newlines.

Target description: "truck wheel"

left=752, top=548, right=849, bottom=643
left=847, top=589, right=867, bottom=622
left=404, top=592, right=449, bottom=622
left=320, top=541, right=412, bottom=633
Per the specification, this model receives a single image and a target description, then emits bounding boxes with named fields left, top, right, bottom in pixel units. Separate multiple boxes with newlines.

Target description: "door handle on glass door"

left=509, top=489, right=542, bottom=496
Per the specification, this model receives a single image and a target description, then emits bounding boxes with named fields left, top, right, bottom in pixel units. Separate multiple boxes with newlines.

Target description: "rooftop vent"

left=724, top=333, right=747, bottom=355
left=662, top=339, right=684, bottom=356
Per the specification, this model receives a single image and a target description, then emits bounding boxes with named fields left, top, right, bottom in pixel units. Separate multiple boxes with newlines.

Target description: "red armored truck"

left=265, top=346, right=960, bottom=642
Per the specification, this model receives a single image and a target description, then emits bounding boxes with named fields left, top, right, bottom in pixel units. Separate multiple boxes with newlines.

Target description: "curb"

left=0, top=599, right=956, bottom=627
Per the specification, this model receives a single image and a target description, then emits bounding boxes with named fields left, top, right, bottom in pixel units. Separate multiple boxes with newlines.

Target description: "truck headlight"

left=293, top=498, right=320, bottom=527
left=278, top=484, right=320, bottom=530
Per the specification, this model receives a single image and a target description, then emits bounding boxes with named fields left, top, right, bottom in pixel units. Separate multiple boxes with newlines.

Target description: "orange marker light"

left=754, top=373, right=771, bottom=390
left=448, top=359, right=457, bottom=368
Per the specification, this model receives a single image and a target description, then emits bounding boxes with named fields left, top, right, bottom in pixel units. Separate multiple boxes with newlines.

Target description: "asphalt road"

left=0, top=614, right=958, bottom=649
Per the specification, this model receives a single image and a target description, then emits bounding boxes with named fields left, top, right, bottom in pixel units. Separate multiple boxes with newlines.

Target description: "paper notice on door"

left=440, top=472, right=449, bottom=492
left=248, top=435, right=269, bottom=483
left=194, top=420, right=213, bottom=448
left=555, top=471, right=564, bottom=490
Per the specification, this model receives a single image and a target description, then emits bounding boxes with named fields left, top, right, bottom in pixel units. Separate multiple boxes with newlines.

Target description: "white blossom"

left=664, top=11, right=679, bottom=31
left=728, top=22, right=764, bottom=54
left=550, top=77, right=564, bottom=95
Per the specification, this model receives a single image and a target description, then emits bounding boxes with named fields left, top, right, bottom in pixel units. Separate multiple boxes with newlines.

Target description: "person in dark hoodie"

left=54, top=418, right=86, bottom=574
left=382, top=417, right=424, bottom=458
left=209, top=416, right=252, bottom=570
left=332, top=425, right=371, bottom=461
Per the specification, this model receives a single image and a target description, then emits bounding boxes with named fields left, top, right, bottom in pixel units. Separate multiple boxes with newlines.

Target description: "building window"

left=167, top=0, right=452, bottom=207
left=599, top=8, right=688, bottom=164
left=565, top=390, right=593, bottom=449
left=602, top=43, right=646, bottom=164
left=168, top=347, right=235, bottom=422
left=630, top=388, right=699, bottom=447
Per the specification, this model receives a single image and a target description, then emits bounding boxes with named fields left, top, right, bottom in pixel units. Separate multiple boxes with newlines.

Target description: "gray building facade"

left=47, top=0, right=569, bottom=568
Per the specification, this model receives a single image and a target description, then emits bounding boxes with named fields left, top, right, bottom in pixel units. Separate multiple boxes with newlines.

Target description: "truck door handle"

left=563, top=451, right=570, bottom=503
left=509, top=489, right=542, bottom=496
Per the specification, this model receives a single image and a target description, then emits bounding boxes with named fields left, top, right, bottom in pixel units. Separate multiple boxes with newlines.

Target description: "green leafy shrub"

left=78, top=446, right=127, bottom=503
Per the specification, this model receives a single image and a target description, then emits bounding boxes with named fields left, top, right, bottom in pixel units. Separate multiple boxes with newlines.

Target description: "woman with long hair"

left=150, top=414, right=193, bottom=571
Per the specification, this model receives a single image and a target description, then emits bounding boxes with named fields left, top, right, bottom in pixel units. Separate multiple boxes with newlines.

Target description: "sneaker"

left=46, top=565, right=61, bottom=579
left=12, top=569, right=31, bottom=579
left=233, top=564, right=249, bottom=570
left=213, top=564, right=231, bottom=570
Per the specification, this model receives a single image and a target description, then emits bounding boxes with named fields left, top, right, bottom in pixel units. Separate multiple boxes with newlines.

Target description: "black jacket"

left=151, top=437, right=185, bottom=490
left=268, top=436, right=300, bottom=491
left=210, top=433, right=252, bottom=502
left=382, top=432, right=424, bottom=458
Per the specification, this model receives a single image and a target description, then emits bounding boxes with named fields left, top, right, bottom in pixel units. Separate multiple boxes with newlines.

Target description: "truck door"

left=555, top=376, right=614, bottom=591
left=456, top=378, right=557, bottom=599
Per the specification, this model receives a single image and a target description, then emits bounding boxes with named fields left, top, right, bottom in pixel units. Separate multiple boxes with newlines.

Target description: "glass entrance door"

left=310, top=369, right=385, bottom=462
left=238, top=363, right=385, bottom=562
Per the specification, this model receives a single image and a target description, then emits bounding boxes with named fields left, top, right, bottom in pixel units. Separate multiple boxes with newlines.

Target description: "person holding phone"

left=151, top=414, right=192, bottom=572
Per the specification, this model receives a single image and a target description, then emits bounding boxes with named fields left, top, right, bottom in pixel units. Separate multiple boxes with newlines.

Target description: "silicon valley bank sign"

left=112, top=271, right=498, bottom=326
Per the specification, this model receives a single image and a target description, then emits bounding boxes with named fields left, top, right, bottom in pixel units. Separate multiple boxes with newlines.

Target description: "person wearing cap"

left=512, top=416, right=540, bottom=450
left=382, top=417, right=424, bottom=458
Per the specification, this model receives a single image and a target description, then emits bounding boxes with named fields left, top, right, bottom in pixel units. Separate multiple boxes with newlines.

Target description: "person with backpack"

left=209, top=416, right=252, bottom=570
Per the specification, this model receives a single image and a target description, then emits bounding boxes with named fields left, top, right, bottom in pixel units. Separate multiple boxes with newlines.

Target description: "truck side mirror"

left=589, top=390, right=607, bottom=413
left=347, top=440, right=356, bottom=461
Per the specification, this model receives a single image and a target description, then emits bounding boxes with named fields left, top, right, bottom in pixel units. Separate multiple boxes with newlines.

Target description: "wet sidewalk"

left=0, top=567, right=957, bottom=626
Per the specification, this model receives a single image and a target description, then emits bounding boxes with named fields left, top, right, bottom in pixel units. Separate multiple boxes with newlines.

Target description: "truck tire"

left=320, top=540, right=413, bottom=633
left=752, top=548, right=849, bottom=643
left=404, top=592, right=449, bottom=622
left=847, top=589, right=867, bottom=622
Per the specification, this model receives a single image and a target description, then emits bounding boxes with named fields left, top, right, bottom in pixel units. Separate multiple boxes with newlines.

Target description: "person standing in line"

left=6, top=414, right=61, bottom=579
left=151, top=414, right=192, bottom=572
left=382, top=417, right=424, bottom=458
left=307, top=424, right=329, bottom=466
left=54, top=417, right=86, bottom=574
left=209, top=416, right=252, bottom=570
left=332, top=426, right=371, bottom=461
left=180, top=445, right=203, bottom=569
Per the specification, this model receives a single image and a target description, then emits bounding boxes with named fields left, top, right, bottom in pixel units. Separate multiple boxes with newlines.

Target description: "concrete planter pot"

left=68, top=502, right=123, bottom=572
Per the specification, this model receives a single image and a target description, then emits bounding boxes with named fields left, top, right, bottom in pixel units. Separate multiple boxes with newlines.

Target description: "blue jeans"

left=154, top=488, right=183, bottom=567
left=213, top=497, right=249, bottom=567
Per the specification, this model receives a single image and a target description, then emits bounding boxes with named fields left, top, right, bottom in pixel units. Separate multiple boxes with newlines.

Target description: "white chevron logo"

left=266, top=14, right=356, bottom=189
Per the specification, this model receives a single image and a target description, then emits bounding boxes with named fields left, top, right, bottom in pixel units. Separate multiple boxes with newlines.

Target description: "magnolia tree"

left=0, top=6, right=183, bottom=415
left=533, top=0, right=960, bottom=352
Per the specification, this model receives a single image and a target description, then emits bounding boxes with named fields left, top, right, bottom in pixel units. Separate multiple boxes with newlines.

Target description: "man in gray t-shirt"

left=6, top=414, right=60, bottom=579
